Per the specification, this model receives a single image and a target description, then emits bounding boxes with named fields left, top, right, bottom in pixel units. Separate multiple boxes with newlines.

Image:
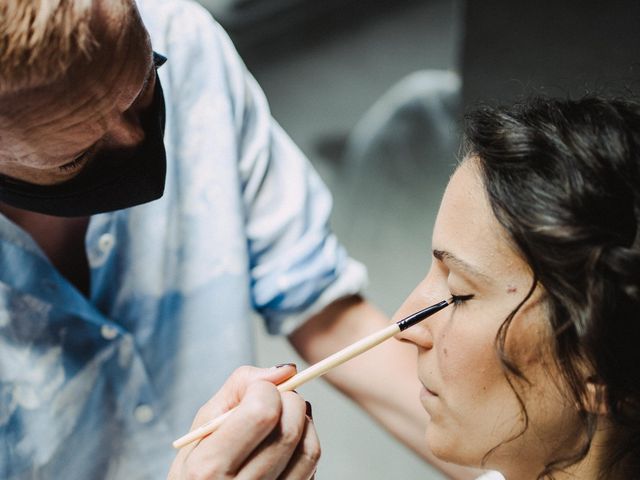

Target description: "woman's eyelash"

left=450, top=294, right=474, bottom=306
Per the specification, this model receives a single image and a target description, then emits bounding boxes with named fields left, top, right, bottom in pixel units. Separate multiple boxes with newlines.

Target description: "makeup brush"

left=172, top=298, right=451, bottom=449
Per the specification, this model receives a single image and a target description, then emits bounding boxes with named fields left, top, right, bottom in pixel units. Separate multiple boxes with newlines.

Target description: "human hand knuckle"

left=195, top=403, right=210, bottom=418
left=190, top=405, right=210, bottom=427
left=244, top=389, right=280, bottom=428
left=245, top=405, right=277, bottom=430
left=281, top=419, right=304, bottom=448
left=283, top=391, right=306, bottom=415
left=282, top=394, right=307, bottom=443
left=303, top=440, right=322, bottom=464
left=233, top=365, right=255, bottom=380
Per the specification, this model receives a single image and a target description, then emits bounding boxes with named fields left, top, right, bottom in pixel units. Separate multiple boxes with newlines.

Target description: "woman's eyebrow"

left=432, top=248, right=493, bottom=283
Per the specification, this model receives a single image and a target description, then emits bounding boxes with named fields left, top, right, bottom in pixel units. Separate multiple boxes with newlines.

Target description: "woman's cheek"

left=437, top=311, right=502, bottom=390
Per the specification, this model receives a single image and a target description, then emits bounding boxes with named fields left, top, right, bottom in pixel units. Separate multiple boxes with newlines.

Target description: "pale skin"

left=393, top=159, right=608, bottom=479
left=0, top=0, right=479, bottom=478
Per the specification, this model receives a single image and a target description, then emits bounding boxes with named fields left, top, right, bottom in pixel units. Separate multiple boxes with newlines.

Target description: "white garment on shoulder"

left=475, top=471, right=506, bottom=480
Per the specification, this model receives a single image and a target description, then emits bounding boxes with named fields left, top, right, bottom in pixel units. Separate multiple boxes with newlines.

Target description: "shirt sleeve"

left=157, top=2, right=368, bottom=335
left=231, top=48, right=368, bottom=335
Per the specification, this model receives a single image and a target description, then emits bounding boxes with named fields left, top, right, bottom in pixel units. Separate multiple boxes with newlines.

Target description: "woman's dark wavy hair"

left=463, top=96, right=640, bottom=479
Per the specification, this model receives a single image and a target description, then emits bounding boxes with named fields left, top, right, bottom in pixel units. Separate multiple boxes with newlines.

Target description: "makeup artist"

left=0, top=1, right=478, bottom=479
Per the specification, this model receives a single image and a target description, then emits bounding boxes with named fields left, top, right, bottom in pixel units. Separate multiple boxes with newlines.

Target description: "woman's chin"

left=425, top=427, right=477, bottom=468
left=425, top=428, right=455, bottom=462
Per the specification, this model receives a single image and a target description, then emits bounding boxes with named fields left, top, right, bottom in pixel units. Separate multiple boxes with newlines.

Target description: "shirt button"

left=134, top=404, right=155, bottom=424
left=98, top=233, right=116, bottom=253
left=100, top=324, right=119, bottom=340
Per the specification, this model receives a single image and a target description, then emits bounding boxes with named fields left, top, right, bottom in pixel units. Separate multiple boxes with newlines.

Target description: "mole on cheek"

left=506, top=284, right=518, bottom=294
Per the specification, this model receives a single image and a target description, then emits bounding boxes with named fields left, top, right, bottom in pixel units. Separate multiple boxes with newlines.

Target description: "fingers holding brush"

left=169, top=364, right=317, bottom=480
left=277, top=402, right=321, bottom=480
left=172, top=300, right=451, bottom=453
left=168, top=300, right=450, bottom=479
left=168, top=380, right=282, bottom=479
left=236, top=393, right=319, bottom=480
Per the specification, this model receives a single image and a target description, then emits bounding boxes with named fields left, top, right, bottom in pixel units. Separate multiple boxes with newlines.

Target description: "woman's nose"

left=395, top=313, right=435, bottom=350
left=392, top=268, right=446, bottom=349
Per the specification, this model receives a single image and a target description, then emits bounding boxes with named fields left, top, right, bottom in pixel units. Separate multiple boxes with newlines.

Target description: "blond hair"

left=0, top=1, right=113, bottom=94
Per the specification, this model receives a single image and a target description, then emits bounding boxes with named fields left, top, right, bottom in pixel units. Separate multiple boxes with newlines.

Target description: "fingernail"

left=273, top=363, right=297, bottom=369
left=305, top=401, right=313, bottom=419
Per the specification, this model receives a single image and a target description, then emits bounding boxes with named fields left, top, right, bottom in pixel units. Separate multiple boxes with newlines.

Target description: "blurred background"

left=194, top=0, right=640, bottom=478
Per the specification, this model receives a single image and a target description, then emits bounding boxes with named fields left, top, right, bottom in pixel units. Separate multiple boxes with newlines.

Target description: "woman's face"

left=395, top=160, right=581, bottom=476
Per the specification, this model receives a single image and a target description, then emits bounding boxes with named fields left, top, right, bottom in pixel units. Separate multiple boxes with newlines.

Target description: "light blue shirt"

left=0, top=0, right=366, bottom=477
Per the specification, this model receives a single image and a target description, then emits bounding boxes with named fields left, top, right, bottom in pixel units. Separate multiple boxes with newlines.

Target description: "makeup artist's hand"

left=168, top=365, right=320, bottom=480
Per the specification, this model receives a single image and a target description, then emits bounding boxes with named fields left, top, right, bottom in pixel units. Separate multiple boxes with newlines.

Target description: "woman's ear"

left=583, top=378, right=608, bottom=415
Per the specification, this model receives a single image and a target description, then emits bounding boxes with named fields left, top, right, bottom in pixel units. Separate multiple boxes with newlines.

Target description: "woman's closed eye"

left=450, top=293, right=474, bottom=307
